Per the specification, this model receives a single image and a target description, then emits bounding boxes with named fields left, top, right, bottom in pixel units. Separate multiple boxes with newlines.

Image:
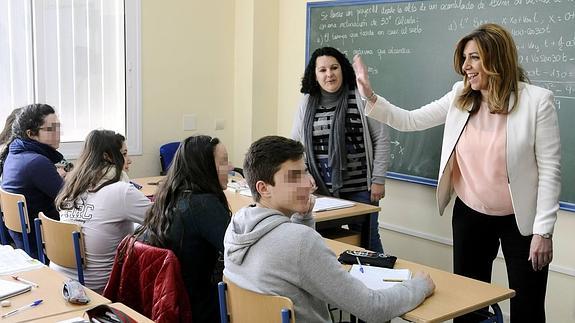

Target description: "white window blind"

left=0, top=0, right=141, bottom=157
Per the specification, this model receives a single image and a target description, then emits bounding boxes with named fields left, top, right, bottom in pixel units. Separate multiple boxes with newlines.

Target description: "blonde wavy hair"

left=453, top=23, right=528, bottom=114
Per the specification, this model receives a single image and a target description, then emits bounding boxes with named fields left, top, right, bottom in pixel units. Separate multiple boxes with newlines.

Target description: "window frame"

left=40, top=0, right=142, bottom=159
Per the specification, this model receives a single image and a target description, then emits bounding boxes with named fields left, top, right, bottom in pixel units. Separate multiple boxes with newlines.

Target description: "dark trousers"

left=452, top=197, right=548, bottom=323
left=342, top=190, right=384, bottom=253
left=8, top=229, right=39, bottom=260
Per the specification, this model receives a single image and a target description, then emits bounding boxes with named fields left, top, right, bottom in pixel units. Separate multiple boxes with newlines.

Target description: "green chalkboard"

left=307, top=0, right=575, bottom=210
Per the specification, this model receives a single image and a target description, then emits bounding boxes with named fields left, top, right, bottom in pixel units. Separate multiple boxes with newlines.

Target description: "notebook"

left=0, top=245, right=44, bottom=275
left=312, top=197, right=355, bottom=212
left=349, top=265, right=412, bottom=290
left=0, top=279, right=32, bottom=300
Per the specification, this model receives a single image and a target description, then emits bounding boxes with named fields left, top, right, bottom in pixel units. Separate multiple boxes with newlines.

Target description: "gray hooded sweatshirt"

left=223, top=205, right=433, bottom=323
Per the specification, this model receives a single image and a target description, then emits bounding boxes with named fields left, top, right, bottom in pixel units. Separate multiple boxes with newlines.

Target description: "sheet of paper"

left=312, top=197, right=355, bottom=212
left=0, top=245, right=44, bottom=275
left=349, top=265, right=411, bottom=290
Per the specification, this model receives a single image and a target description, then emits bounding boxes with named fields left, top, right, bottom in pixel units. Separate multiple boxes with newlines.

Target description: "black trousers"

left=452, top=198, right=548, bottom=323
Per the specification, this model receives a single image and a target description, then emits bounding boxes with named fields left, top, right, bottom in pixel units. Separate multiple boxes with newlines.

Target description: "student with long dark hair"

left=1, top=104, right=64, bottom=258
left=135, top=135, right=233, bottom=323
left=54, top=130, right=150, bottom=293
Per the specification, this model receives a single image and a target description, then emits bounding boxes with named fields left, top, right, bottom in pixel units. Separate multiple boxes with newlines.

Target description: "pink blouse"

left=452, top=102, right=514, bottom=215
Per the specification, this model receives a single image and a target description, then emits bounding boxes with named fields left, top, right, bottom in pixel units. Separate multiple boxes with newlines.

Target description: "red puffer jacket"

left=103, top=236, right=192, bottom=322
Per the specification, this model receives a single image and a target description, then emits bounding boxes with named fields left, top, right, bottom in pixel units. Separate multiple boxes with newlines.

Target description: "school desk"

left=0, top=267, right=110, bottom=322
left=325, top=238, right=515, bottom=323
left=32, top=302, right=154, bottom=322
left=133, top=176, right=380, bottom=248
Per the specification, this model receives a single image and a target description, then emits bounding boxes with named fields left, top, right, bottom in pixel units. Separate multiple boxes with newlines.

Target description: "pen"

left=1, top=299, right=43, bottom=318
left=356, top=256, right=364, bottom=274
left=11, top=275, right=39, bottom=288
left=129, top=181, right=143, bottom=190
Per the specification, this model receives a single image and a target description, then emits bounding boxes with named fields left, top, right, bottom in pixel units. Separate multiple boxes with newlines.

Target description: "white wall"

left=128, top=0, right=236, bottom=178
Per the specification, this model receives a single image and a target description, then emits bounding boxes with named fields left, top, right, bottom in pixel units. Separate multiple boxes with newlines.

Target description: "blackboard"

left=306, top=0, right=575, bottom=211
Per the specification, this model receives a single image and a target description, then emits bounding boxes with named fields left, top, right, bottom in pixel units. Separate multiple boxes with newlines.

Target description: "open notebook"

left=0, top=279, right=31, bottom=300
left=0, top=245, right=44, bottom=275
left=349, top=265, right=411, bottom=290
left=312, top=197, right=355, bottom=212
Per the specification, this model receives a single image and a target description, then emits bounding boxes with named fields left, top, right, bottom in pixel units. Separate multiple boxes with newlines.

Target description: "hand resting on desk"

left=413, top=271, right=435, bottom=298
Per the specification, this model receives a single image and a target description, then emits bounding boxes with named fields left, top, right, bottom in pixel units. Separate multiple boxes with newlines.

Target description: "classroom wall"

left=128, top=0, right=236, bottom=178
left=274, top=0, right=575, bottom=321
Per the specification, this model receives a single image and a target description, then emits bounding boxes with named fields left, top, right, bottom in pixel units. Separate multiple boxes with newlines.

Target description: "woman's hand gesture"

left=352, top=54, right=375, bottom=101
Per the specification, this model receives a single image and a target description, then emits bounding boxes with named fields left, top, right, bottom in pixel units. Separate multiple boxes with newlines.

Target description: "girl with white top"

left=53, top=130, right=151, bottom=293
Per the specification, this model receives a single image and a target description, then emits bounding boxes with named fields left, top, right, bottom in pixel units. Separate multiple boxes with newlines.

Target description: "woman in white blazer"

left=353, top=24, right=560, bottom=323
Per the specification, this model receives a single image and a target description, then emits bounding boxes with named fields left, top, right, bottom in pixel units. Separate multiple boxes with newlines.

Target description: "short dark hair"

left=300, top=46, right=356, bottom=96
left=243, top=136, right=304, bottom=202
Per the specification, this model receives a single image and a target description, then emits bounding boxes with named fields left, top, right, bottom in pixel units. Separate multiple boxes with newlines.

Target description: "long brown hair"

left=134, top=135, right=230, bottom=247
left=56, top=130, right=126, bottom=210
left=453, top=23, right=528, bottom=114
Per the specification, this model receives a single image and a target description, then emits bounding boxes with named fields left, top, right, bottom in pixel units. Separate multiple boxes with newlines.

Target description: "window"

left=0, top=0, right=141, bottom=157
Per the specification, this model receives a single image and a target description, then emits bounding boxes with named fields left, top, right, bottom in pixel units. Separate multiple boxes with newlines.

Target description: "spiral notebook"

left=0, top=279, right=32, bottom=300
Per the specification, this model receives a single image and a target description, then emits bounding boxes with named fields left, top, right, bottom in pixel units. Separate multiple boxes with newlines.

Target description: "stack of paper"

left=0, top=245, right=44, bottom=275
left=0, top=279, right=32, bottom=300
left=313, top=197, right=355, bottom=212
left=349, top=265, right=411, bottom=290
left=227, top=182, right=252, bottom=197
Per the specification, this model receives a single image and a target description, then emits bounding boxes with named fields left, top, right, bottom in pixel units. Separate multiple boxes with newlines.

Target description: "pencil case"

left=338, top=250, right=397, bottom=268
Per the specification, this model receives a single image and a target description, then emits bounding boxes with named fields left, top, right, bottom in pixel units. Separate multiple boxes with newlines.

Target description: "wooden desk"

left=32, top=302, right=154, bottom=323
left=0, top=267, right=110, bottom=322
left=133, top=176, right=381, bottom=248
left=325, top=239, right=515, bottom=323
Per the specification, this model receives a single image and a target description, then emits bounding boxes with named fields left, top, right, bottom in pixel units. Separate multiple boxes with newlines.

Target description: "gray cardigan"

left=291, top=89, right=390, bottom=187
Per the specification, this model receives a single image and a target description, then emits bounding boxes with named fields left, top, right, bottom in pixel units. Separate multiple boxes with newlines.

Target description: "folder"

left=0, top=279, right=31, bottom=300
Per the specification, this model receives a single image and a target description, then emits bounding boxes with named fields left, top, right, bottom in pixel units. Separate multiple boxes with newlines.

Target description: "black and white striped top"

left=312, top=94, right=368, bottom=194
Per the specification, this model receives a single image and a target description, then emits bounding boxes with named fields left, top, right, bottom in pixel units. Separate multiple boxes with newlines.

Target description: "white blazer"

left=366, top=81, right=561, bottom=236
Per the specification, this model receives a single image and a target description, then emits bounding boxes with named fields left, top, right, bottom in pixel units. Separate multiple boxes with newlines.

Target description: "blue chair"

left=218, top=277, right=294, bottom=323
left=34, top=212, right=85, bottom=285
left=0, top=188, right=31, bottom=254
left=0, top=210, right=7, bottom=245
left=159, top=141, right=180, bottom=175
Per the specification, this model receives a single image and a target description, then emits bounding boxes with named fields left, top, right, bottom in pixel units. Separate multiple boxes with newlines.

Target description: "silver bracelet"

left=361, top=90, right=375, bottom=101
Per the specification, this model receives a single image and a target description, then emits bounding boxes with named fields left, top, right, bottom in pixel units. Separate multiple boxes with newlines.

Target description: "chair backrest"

left=0, top=187, right=30, bottom=233
left=34, top=212, right=85, bottom=284
left=159, top=142, right=180, bottom=174
left=232, top=167, right=244, bottom=178
left=218, top=276, right=295, bottom=323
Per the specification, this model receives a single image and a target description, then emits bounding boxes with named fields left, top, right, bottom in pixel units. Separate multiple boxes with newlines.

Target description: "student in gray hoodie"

left=224, top=135, right=435, bottom=323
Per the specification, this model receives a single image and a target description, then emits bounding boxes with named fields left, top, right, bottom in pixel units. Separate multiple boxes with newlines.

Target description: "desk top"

left=132, top=176, right=380, bottom=222
left=0, top=267, right=110, bottom=323
left=32, top=302, right=154, bottom=323
left=325, top=239, right=515, bottom=323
